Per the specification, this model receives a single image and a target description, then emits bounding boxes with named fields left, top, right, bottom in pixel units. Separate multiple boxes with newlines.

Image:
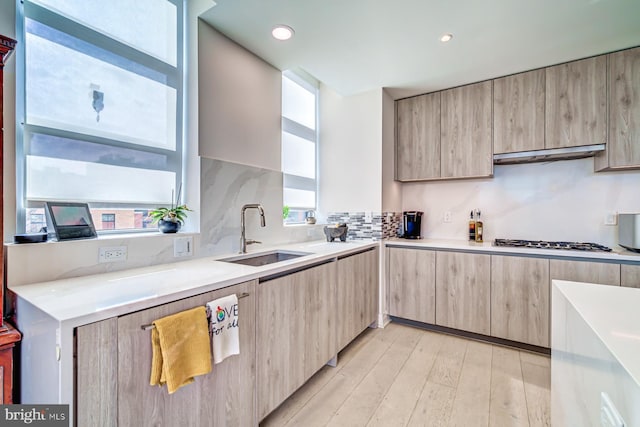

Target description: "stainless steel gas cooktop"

left=494, top=239, right=612, bottom=252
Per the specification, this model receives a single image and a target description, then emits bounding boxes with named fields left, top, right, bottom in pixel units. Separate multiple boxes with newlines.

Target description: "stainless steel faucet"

left=240, top=204, right=266, bottom=253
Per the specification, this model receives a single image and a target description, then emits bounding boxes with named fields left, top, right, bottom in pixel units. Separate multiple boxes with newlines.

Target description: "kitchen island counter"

left=552, top=280, right=640, bottom=426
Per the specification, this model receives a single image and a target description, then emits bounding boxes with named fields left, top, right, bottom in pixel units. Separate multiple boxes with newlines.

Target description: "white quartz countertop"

left=385, top=238, right=640, bottom=263
left=10, top=240, right=378, bottom=326
left=553, top=280, right=640, bottom=387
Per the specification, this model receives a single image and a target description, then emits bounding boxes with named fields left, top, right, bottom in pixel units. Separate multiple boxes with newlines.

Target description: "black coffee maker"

left=402, top=211, right=423, bottom=239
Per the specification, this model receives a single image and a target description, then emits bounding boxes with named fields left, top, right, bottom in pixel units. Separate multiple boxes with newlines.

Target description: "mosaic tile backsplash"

left=326, top=212, right=402, bottom=240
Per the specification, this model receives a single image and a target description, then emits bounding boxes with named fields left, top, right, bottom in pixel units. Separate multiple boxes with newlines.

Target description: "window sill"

left=6, top=230, right=200, bottom=246
left=283, top=222, right=326, bottom=227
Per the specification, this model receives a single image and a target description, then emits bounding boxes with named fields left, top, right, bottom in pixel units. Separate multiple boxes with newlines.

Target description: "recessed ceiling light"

left=272, top=25, right=294, bottom=41
left=440, top=33, right=453, bottom=43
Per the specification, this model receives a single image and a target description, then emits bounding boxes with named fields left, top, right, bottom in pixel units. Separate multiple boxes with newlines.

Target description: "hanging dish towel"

left=150, top=306, right=212, bottom=394
left=207, top=294, right=240, bottom=364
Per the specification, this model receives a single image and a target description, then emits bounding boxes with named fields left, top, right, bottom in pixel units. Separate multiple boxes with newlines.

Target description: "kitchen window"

left=17, top=0, right=184, bottom=233
left=281, top=72, right=318, bottom=224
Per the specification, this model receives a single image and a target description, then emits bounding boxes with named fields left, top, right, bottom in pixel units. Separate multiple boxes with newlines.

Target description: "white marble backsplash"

left=402, top=157, right=640, bottom=248
left=199, top=157, right=324, bottom=256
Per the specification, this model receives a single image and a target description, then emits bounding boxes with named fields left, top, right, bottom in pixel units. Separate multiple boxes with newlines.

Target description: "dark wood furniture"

left=1, top=34, right=20, bottom=403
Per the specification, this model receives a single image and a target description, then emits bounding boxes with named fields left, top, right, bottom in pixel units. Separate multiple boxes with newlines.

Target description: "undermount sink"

left=219, top=250, right=312, bottom=267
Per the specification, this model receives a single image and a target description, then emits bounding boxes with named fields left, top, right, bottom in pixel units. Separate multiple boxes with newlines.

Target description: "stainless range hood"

left=493, top=144, right=605, bottom=165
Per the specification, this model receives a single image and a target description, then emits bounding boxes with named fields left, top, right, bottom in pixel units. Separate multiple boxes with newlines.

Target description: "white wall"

left=318, top=85, right=383, bottom=216
left=198, top=20, right=281, bottom=172
left=402, top=157, right=640, bottom=248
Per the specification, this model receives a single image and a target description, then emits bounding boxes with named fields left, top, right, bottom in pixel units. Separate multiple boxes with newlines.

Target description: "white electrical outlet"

left=444, top=211, right=452, bottom=223
left=174, top=236, right=193, bottom=258
left=604, top=212, right=618, bottom=226
left=99, top=246, right=127, bottom=263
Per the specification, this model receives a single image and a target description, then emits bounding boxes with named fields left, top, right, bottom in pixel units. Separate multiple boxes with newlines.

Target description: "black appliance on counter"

left=402, top=211, right=423, bottom=239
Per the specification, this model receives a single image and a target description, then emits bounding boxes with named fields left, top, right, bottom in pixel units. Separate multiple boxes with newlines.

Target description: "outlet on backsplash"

left=443, top=211, right=452, bottom=223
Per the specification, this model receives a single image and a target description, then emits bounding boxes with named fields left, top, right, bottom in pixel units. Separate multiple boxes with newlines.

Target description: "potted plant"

left=148, top=186, right=192, bottom=233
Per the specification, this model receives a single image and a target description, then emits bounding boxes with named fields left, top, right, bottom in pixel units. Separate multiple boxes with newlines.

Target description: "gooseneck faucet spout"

left=240, top=204, right=266, bottom=253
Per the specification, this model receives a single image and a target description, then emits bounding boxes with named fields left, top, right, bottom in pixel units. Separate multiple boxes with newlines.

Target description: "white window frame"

left=15, top=0, right=185, bottom=234
left=282, top=70, right=319, bottom=224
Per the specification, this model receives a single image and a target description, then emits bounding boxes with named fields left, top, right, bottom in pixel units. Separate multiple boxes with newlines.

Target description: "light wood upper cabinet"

left=441, top=81, right=494, bottom=178
left=550, top=259, right=620, bottom=286
left=116, top=280, right=257, bottom=427
left=396, top=93, right=441, bottom=180
left=491, top=256, right=550, bottom=347
left=435, top=251, right=491, bottom=335
left=493, top=69, right=545, bottom=154
left=336, top=248, right=379, bottom=351
left=596, top=46, right=640, bottom=171
left=388, top=247, right=436, bottom=324
left=622, top=264, right=640, bottom=288
left=545, top=56, right=607, bottom=149
left=257, top=262, right=336, bottom=420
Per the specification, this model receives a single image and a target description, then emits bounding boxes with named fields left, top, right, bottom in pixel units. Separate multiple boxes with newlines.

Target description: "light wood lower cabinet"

left=76, top=318, right=118, bottom=427
left=491, top=256, right=550, bottom=347
left=550, top=259, right=620, bottom=286
left=115, top=280, right=256, bottom=427
left=435, top=251, right=491, bottom=335
left=622, top=264, right=640, bottom=288
left=336, top=248, right=379, bottom=351
left=257, top=261, right=336, bottom=421
left=388, top=247, right=436, bottom=324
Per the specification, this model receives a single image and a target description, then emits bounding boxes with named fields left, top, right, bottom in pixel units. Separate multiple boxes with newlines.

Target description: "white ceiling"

left=200, top=0, right=640, bottom=99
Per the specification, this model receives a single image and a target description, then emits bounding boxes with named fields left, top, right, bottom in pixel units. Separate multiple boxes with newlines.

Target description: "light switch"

left=174, top=236, right=193, bottom=258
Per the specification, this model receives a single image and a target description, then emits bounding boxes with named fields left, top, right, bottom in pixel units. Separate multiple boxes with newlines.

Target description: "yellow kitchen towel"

left=149, top=306, right=212, bottom=394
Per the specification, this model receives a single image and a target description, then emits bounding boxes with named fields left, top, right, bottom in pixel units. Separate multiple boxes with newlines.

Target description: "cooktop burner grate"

left=494, top=239, right=612, bottom=252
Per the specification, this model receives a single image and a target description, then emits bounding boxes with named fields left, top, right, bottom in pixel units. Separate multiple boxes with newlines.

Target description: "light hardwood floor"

left=260, top=322, right=550, bottom=427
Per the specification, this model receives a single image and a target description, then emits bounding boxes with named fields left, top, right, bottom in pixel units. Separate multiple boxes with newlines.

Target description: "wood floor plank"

left=367, top=331, right=446, bottom=426
left=520, top=350, right=550, bottom=368
left=490, top=346, right=530, bottom=427
left=521, top=359, right=551, bottom=427
left=447, top=340, right=493, bottom=427
left=427, top=334, right=468, bottom=388
left=407, top=381, right=456, bottom=427
left=261, top=323, right=551, bottom=427
left=261, top=327, right=377, bottom=426
left=326, top=326, right=423, bottom=426
left=283, top=327, right=398, bottom=427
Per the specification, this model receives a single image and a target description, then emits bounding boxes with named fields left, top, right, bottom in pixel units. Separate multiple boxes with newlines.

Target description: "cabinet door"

left=257, top=262, right=336, bottom=420
left=550, top=259, right=620, bottom=286
left=77, top=318, right=118, bottom=427
left=441, top=81, right=493, bottom=178
left=545, top=56, right=607, bottom=149
left=493, top=69, right=545, bottom=154
left=396, top=93, right=441, bottom=181
left=491, top=256, right=550, bottom=347
left=622, top=264, right=640, bottom=288
left=336, top=248, right=379, bottom=351
left=435, top=251, right=491, bottom=335
left=596, top=47, right=640, bottom=170
left=388, top=247, right=436, bottom=324
left=303, top=262, right=337, bottom=380
left=117, top=281, right=256, bottom=427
